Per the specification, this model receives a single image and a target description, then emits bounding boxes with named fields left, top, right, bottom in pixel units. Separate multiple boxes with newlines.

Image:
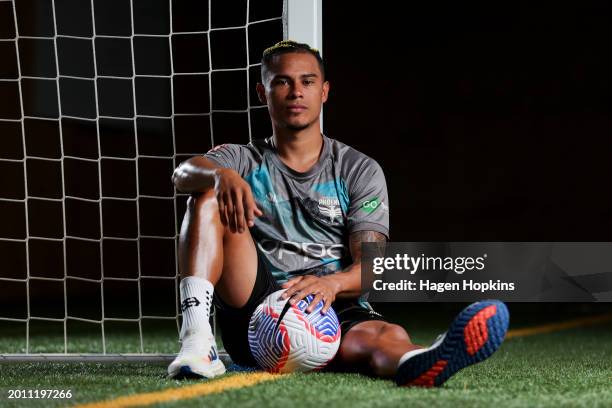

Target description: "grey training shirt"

left=204, top=134, right=389, bottom=284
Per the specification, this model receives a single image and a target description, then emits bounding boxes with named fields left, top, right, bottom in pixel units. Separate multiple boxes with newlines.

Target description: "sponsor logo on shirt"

left=257, top=238, right=347, bottom=263
left=362, top=197, right=382, bottom=214
left=361, top=197, right=388, bottom=214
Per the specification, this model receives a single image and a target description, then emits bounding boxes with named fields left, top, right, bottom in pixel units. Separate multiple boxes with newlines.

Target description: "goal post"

left=283, top=0, right=324, bottom=129
left=0, top=0, right=323, bottom=363
left=283, top=0, right=323, bottom=54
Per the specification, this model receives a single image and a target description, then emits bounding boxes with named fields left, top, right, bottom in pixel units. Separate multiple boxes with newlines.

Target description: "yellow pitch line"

left=73, top=372, right=282, bottom=408
left=73, top=313, right=612, bottom=408
left=506, top=313, right=612, bottom=339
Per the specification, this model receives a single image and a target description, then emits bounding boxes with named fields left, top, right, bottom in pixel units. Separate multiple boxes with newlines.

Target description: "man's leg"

left=168, top=189, right=259, bottom=378
left=334, top=321, right=422, bottom=377
left=178, top=189, right=258, bottom=308
left=335, top=300, right=510, bottom=387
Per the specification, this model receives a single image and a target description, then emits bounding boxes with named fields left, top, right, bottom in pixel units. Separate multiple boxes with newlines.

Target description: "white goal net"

left=0, top=0, right=321, bottom=361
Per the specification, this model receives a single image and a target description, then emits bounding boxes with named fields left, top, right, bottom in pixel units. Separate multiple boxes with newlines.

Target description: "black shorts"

left=213, top=249, right=386, bottom=368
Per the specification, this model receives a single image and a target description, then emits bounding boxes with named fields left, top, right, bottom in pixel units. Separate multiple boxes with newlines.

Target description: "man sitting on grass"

left=168, top=40, right=509, bottom=386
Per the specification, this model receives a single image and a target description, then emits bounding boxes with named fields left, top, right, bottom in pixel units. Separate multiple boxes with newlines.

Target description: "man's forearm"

left=172, top=156, right=220, bottom=193
left=323, top=230, right=387, bottom=300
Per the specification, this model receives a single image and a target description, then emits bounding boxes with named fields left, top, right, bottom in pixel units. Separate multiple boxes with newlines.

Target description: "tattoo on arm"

left=348, top=230, right=387, bottom=266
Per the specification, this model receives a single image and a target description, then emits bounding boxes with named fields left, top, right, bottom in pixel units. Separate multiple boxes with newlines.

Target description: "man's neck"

left=271, top=123, right=324, bottom=173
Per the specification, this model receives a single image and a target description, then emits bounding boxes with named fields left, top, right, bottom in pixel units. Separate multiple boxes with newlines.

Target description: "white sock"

left=397, top=333, right=447, bottom=368
left=179, top=276, right=214, bottom=338
left=398, top=348, right=428, bottom=368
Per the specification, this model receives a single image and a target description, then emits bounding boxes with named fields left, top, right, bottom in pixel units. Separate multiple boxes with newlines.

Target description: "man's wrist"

left=211, top=167, right=228, bottom=189
left=321, top=264, right=361, bottom=297
left=212, top=167, right=224, bottom=179
left=322, top=266, right=359, bottom=295
left=320, top=274, right=343, bottom=296
left=213, top=167, right=239, bottom=180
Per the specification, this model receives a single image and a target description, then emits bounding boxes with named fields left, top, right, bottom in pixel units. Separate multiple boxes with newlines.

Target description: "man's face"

left=257, top=52, right=329, bottom=131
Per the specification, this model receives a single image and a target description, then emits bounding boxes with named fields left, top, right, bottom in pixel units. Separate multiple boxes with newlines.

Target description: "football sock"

left=398, top=348, right=427, bottom=368
left=179, top=276, right=214, bottom=338
left=397, top=334, right=445, bottom=368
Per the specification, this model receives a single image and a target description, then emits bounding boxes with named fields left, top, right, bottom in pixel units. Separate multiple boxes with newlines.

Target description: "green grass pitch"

left=1, top=308, right=611, bottom=407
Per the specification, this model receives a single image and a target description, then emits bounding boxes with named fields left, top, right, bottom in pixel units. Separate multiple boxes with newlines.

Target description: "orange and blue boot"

left=396, top=300, right=509, bottom=387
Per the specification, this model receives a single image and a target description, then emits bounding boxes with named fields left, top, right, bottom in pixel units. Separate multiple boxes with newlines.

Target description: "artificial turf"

left=0, top=307, right=611, bottom=408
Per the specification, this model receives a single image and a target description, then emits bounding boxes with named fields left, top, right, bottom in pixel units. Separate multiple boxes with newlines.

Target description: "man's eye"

left=303, top=80, right=314, bottom=85
left=275, top=79, right=288, bottom=85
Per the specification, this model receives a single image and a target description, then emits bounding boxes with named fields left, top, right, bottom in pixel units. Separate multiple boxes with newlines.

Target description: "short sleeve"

left=203, top=144, right=245, bottom=176
left=347, top=159, right=390, bottom=239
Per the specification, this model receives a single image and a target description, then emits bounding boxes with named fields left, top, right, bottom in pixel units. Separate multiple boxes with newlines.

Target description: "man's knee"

left=377, top=323, right=411, bottom=343
left=349, top=321, right=411, bottom=344
left=338, top=322, right=410, bottom=359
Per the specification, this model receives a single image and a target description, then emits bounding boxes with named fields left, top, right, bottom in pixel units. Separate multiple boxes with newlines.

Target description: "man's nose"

left=288, top=82, right=304, bottom=98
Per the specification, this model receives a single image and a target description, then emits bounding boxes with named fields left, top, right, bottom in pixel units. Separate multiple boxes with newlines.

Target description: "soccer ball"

left=248, top=289, right=341, bottom=373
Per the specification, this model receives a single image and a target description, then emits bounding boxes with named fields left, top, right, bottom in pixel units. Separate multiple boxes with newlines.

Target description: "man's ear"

left=256, top=83, right=267, bottom=104
left=321, top=80, right=330, bottom=103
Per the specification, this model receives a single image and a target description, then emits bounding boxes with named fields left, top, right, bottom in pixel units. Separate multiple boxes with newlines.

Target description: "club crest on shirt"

left=318, top=197, right=341, bottom=223
left=299, top=197, right=343, bottom=225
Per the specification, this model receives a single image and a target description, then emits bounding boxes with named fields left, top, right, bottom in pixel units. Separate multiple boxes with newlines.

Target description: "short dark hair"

left=261, top=40, right=325, bottom=82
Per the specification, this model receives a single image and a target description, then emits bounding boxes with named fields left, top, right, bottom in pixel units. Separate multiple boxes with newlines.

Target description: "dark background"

left=1, top=0, right=611, bottom=326
left=324, top=1, right=612, bottom=242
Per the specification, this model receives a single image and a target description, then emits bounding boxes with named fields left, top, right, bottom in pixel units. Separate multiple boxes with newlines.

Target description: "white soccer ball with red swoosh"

left=248, top=289, right=341, bottom=373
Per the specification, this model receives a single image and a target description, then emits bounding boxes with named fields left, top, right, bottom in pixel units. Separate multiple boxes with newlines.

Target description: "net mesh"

left=0, top=0, right=284, bottom=356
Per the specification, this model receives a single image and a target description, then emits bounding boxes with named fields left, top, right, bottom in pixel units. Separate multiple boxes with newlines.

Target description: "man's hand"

left=214, top=168, right=263, bottom=233
left=280, top=275, right=341, bottom=314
